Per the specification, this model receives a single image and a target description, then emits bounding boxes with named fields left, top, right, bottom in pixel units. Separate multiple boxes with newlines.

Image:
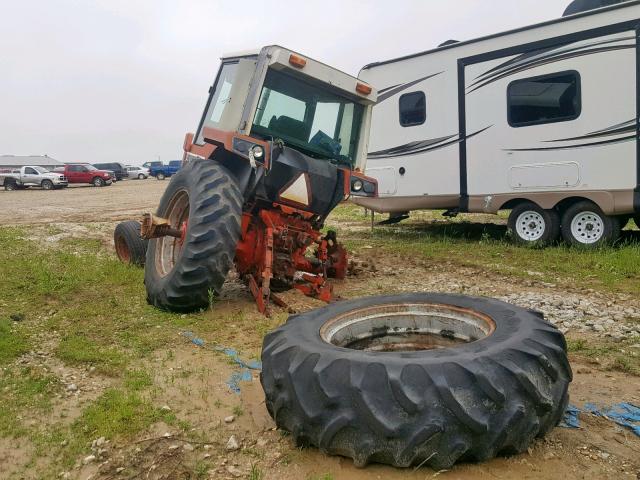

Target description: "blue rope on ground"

left=560, top=402, right=640, bottom=437
left=181, top=331, right=262, bottom=394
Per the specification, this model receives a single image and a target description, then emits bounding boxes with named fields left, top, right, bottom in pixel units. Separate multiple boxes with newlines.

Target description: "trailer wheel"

left=156, top=172, right=166, bottom=180
left=508, top=202, right=560, bottom=246
left=114, top=221, right=148, bottom=266
left=145, top=160, right=242, bottom=312
left=261, top=293, right=571, bottom=470
left=561, top=201, right=621, bottom=247
left=4, top=181, right=17, bottom=191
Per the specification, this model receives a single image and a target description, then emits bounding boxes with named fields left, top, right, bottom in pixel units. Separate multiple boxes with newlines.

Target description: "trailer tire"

left=114, top=221, right=148, bottom=266
left=261, top=293, right=571, bottom=470
left=145, top=160, right=242, bottom=312
left=561, top=201, right=621, bottom=247
left=507, top=202, right=560, bottom=246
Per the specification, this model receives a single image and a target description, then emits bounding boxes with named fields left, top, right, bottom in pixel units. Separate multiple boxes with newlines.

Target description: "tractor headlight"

left=251, top=145, right=264, bottom=160
left=352, top=180, right=363, bottom=192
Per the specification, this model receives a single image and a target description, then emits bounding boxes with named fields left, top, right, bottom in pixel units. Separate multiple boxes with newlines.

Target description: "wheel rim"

left=515, top=210, right=546, bottom=242
left=570, top=211, right=604, bottom=244
left=139, top=174, right=144, bottom=179
left=155, top=189, right=189, bottom=277
left=115, top=235, right=131, bottom=263
left=320, top=303, right=496, bottom=352
left=43, top=181, right=52, bottom=190
left=94, top=179, right=101, bottom=186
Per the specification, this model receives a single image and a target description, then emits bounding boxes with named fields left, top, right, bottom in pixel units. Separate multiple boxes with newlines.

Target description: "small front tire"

left=561, top=201, right=621, bottom=247
left=508, top=202, right=560, bottom=246
left=114, top=221, right=148, bottom=266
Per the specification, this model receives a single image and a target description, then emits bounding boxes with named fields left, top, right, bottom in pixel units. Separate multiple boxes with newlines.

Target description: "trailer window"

left=399, top=91, right=426, bottom=127
left=508, top=71, right=581, bottom=128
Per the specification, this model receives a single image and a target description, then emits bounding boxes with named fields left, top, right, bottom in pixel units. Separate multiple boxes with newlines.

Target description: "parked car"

left=93, top=162, right=129, bottom=181
left=142, top=161, right=163, bottom=170
left=54, top=164, right=113, bottom=187
left=126, top=166, right=150, bottom=179
left=0, top=166, right=68, bottom=191
left=149, top=160, right=182, bottom=180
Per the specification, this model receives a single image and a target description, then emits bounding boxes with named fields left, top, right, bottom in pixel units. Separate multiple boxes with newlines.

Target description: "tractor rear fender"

left=183, top=127, right=271, bottom=197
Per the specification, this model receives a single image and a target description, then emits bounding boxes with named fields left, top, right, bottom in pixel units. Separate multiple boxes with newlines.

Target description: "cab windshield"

left=33, top=166, right=49, bottom=174
left=251, top=69, right=364, bottom=165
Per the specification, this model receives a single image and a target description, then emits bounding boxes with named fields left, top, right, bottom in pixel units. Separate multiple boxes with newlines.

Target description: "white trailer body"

left=355, top=2, right=640, bottom=222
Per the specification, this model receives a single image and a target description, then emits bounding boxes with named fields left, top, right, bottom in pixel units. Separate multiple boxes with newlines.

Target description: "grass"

left=329, top=204, right=640, bottom=295
left=568, top=337, right=639, bottom=375
left=0, top=318, right=30, bottom=364
left=0, top=367, right=60, bottom=437
left=56, top=335, right=127, bottom=376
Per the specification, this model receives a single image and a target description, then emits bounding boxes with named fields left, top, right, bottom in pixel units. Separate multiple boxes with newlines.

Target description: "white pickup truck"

left=0, top=166, right=68, bottom=191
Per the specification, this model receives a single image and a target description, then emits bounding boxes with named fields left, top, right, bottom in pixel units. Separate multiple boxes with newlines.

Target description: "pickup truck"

left=0, top=166, right=68, bottom=191
left=149, top=160, right=182, bottom=180
left=52, top=164, right=113, bottom=187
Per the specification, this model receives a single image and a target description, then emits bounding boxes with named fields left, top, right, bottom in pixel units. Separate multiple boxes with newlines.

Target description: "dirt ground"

left=1, top=180, right=639, bottom=480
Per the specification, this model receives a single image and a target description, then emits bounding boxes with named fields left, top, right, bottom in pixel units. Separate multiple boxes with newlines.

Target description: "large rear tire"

left=261, top=293, right=571, bottom=470
left=144, top=160, right=242, bottom=312
left=114, top=221, right=148, bottom=266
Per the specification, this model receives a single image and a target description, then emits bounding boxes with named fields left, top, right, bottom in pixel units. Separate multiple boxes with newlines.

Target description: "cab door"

left=22, top=167, right=39, bottom=186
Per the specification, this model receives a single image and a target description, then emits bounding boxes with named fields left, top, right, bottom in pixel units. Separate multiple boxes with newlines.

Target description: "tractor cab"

left=184, top=46, right=378, bottom=220
left=135, top=46, right=378, bottom=315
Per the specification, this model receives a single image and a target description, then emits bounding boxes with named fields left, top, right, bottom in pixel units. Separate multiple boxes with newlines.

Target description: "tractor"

left=116, top=46, right=378, bottom=315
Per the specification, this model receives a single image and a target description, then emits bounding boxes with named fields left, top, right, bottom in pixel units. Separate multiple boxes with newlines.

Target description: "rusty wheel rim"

left=155, top=189, right=189, bottom=278
left=115, top=235, right=131, bottom=263
left=320, top=303, right=496, bottom=352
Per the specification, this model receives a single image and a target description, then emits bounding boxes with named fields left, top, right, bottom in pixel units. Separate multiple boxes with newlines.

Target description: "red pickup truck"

left=53, top=164, right=113, bottom=187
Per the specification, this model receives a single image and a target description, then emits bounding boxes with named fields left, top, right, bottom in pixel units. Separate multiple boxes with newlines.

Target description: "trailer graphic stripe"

left=368, top=126, right=492, bottom=159
left=467, top=44, right=636, bottom=93
left=504, top=119, right=638, bottom=151
left=471, top=35, right=636, bottom=86
left=467, top=37, right=636, bottom=93
left=377, top=72, right=444, bottom=103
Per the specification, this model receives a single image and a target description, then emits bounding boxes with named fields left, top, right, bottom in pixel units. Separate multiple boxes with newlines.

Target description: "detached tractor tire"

left=561, top=200, right=621, bottom=247
left=114, top=221, right=148, bottom=266
left=261, top=293, right=571, bottom=470
left=508, top=202, right=560, bottom=246
left=144, top=160, right=242, bottom=312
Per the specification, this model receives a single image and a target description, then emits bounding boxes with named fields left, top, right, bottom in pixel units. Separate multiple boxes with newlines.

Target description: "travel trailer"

left=355, top=0, right=640, bottom=246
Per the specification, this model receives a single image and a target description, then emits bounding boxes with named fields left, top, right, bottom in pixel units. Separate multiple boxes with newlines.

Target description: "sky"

left=1, top=0, right=570, bottom=166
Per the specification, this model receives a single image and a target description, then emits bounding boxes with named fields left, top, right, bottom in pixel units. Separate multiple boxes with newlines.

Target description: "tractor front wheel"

left=144, top=160, right=242, bottom=312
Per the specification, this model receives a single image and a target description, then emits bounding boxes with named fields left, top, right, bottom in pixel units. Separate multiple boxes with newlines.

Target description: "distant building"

left=0, top=155, right=63, bottom=170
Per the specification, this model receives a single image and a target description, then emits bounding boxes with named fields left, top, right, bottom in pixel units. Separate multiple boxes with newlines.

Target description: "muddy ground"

left=0, top=180, right=639, bottom=480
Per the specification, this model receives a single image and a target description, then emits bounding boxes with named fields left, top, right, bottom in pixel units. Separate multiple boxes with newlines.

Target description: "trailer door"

left=463, top=30, right=637, bottom=207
